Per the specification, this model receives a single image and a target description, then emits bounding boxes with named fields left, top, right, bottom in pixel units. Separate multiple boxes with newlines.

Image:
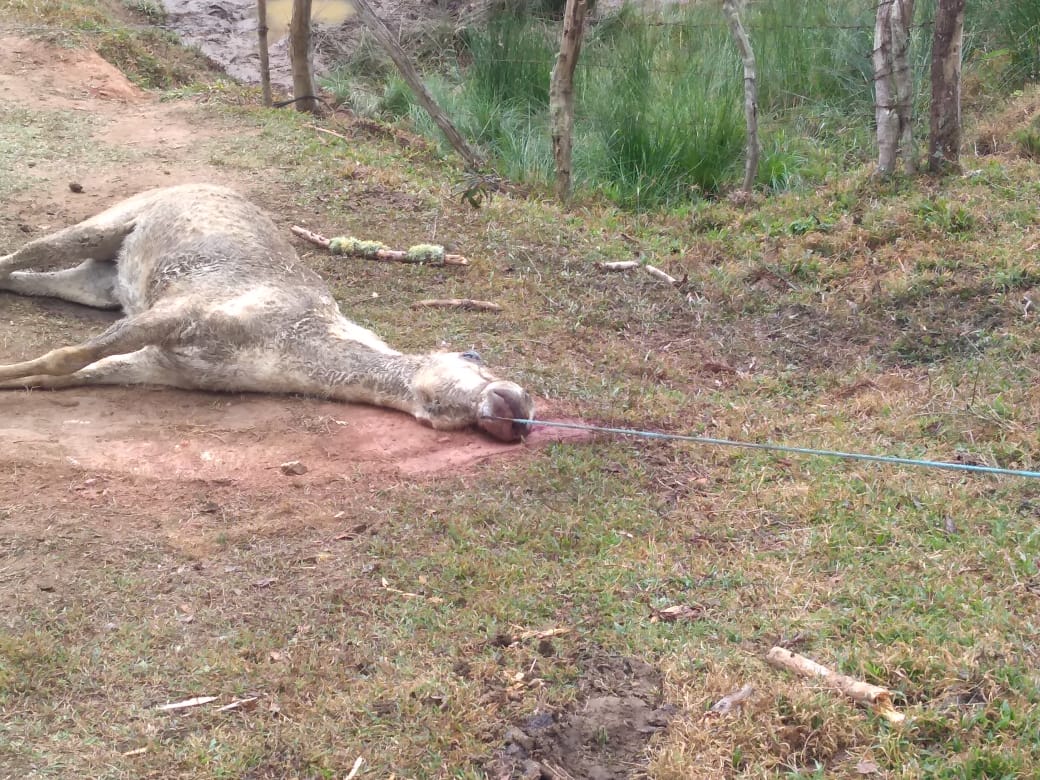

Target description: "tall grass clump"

left=577, top=8, right=744, bottom=206
left=992, top=0, right=1040, bottom=85
left=460, top=9, right=556, bottom=111
left=323, top=0, right=1033, bottom=207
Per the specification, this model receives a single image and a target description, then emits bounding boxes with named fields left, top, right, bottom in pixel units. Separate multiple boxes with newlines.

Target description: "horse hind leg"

left=0, top=259, right=120, bottom=309
left=0, top=347, right=189, bottom=390
left=0, top=308, right=179, bottom=383
left=0, top=203, right=139, bottom=279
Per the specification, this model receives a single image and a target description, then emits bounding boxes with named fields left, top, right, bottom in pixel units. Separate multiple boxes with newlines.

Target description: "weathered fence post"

left=257, top=0, right=272, bottom=107
left=289, top=0, right=319, bottom=113
left=874, top=0, right=915, bottom=175
left=929, top=0, right=966, bottom=172
left=550, top=0, right=588, bottom=203
left=722, top=0, right=759, bottom=193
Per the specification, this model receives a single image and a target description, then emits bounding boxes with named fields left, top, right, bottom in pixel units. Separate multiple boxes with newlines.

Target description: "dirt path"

left=0, top=36, right=575, bottom=548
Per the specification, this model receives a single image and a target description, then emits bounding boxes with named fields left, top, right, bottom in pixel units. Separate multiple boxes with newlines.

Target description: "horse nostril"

left=479, top=384, right=534, bottom=441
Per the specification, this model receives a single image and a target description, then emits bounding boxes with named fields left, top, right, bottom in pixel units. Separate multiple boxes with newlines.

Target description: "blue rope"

left=496, top=417, right=1040, bottom=480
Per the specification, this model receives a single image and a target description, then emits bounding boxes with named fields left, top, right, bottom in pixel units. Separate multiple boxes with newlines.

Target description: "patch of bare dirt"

left=488, top=656, right=677, bottom=780
left=0, top=382, right=580, bottom=483
left=0, top=34, right=585, bottom=535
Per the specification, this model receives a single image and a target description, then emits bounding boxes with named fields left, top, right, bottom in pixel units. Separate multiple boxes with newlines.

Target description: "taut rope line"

left=489, top=417, right=1040, bottom=480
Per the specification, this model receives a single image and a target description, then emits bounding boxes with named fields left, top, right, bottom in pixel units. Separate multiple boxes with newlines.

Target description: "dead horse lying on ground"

left=0, top=184, right=534, bottom=442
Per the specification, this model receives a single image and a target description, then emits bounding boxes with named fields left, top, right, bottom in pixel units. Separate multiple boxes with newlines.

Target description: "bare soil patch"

left=0, top=34, right=580, bottom=534
left=488, top=656, right=676, bottom=779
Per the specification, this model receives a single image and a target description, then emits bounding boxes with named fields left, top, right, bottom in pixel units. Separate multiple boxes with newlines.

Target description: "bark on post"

left=289, top=0, right=319, bottom=113
left=722, top=0, right=759, bottom=193
left=349, top=0, right=485, bottom=170
left=873, top=0, right=915, bottom=175
left=550, top=0, right=587, bottom=203
left=257, top=0, right=273, bottom=107
left=928, top=0, right=966, bottom=173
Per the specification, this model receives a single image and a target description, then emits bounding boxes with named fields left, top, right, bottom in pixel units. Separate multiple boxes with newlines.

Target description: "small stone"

left=68, top=182, right=84, bottom=193
left=37, top=580, right=56, bottom=592
left=280, top=460, right=307, bottom=476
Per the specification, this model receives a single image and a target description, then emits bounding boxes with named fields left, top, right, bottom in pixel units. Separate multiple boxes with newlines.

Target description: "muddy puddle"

left=159, top=0, right=451, bottom=90
left=161, top=0, right=354, bottom=87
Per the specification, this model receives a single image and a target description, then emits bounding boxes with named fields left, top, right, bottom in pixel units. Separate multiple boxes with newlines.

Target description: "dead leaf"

left=855, top=758, right=880, bottom=775
left=253, top=577, right=278, bottom=589
left=269, top=650, right=284, bottom=662
left=652, top=604, right=703, bottom=622
left=707, top=684, right=755, bottom=716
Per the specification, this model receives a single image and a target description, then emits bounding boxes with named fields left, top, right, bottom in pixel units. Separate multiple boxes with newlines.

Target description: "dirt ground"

left=0, top=35, right=579, bottom=550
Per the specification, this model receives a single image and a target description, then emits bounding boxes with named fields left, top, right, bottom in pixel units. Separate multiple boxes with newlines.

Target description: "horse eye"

left=461, top=350, right=483, bottom=364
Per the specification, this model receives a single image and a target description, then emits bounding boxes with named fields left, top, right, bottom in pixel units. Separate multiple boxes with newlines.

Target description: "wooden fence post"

left=257, top=0, right=272, bottom=107
left=722, top=0, right=759, bottom=193
left=550, top=0, right=587, bottom=203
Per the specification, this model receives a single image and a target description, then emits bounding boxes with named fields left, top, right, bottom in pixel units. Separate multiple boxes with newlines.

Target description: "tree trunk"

left=722, top=0, right=759, bottom=192
left=874, top=0, right=915, bottom=175
left=349, top=0, right=485, bottom=170
left=928, top=0, right=966, bottom=173
left=549, top=0, right=587, bottom=203
left=289, top=0, right=318, bottom=113
left=257, top=0, right=272, bottom=107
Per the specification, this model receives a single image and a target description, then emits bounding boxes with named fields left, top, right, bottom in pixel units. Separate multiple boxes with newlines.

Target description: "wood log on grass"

left=765, top=646, right=906, bottom=723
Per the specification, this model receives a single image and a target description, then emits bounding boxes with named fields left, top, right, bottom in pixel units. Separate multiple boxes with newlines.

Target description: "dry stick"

left=595, top=260, right=640, bottom=272
left=549, top=0, right=588, bottom=203
left=310, top=124, right=349, bottom=142
left=289, top=226, right=469, bottom=266
left=595, top=259, right=681, bottom=286
left=722, top=0, right=759, bottom=193
left=411, top=299, right=502, bottom=312
left=349, top=0, right=484, bottom=170
left=765, top=647, right=906, bottom=723
left=644, top=264, right=679, bottom=285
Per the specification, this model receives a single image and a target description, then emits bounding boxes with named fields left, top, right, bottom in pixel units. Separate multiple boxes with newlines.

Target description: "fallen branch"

left=765, top=646, right=905, bottom=723
left=411, top=298, right=502, bottom=312
left=290, top=226, right=469, bottom=266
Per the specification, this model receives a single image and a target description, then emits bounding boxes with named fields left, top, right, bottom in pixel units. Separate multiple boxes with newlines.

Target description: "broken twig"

left=594, top=259, right=684, bottom=287
left=381, top=577, right=445, bottom=604
left=344, top=755, right=365, bottom=780
left=155, top=695, right=217, bottom=712
left=765, top=646, right=905, bottom=723
left=410, top=298, right=502, bottom=312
